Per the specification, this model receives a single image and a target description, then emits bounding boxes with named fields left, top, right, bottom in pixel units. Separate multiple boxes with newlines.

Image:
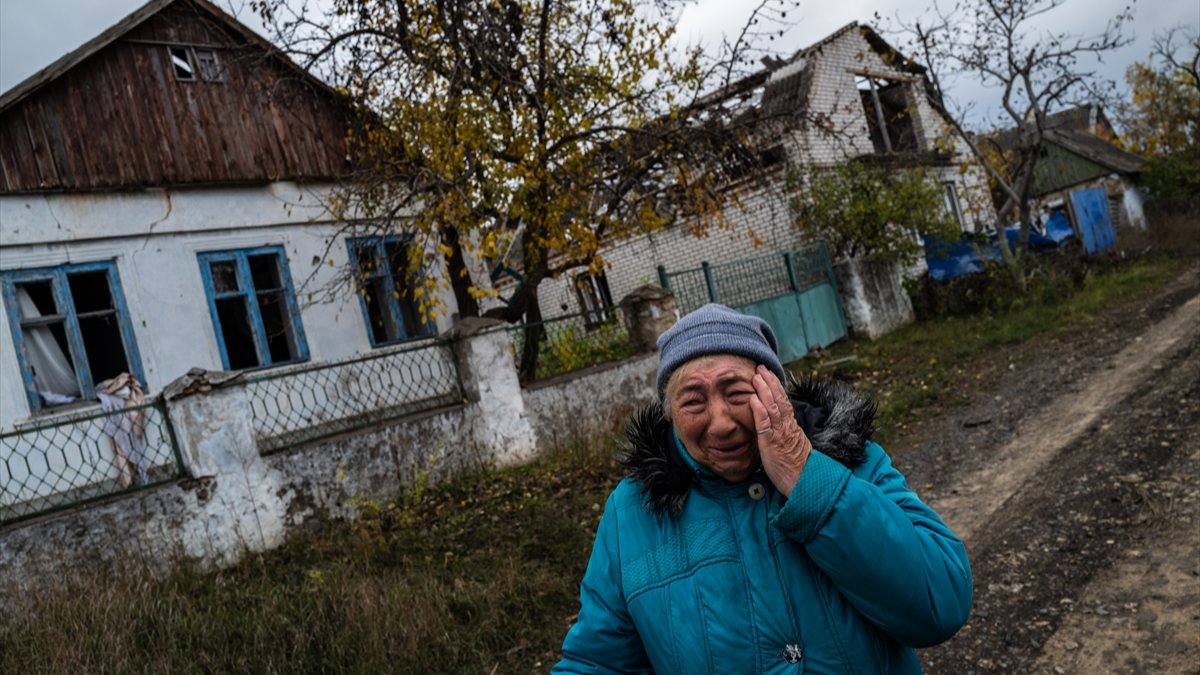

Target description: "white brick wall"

left=537, top=184, right=801, bottom=318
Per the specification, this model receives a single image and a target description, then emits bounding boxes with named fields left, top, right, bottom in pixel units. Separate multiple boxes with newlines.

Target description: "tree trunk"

left=994, top=226, right=1025, bottom=290
left=441, top=225, right=480, bottom=318
left=1016, top=150, right=1040, bottom=251
left=518, top=292, right=544, bottom=383
left=480, top=229, right=551, bottom=381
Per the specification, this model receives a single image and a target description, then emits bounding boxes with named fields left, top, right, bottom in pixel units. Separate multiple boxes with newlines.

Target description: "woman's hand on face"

left=749, top=365, right=812, bottom=497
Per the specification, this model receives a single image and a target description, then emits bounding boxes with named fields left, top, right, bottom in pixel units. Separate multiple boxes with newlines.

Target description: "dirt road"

left=893, top=264, right=1200, bottom=674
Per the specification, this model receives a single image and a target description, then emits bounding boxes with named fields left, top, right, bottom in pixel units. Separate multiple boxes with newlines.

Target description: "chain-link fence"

left=244, top=339, right=462, bottom=453
left=1, top=398, right=184, bottom=524
left=509, top=310, right=634, bottom=382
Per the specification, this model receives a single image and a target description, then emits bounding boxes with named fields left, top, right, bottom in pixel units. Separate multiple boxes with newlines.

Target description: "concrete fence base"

left=833, top=257, right=915, bottom=340
left=0, top=291, right=677, bottom=606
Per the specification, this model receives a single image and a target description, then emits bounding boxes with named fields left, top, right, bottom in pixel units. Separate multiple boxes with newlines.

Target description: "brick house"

left=517, top=22, right=996, bottom=339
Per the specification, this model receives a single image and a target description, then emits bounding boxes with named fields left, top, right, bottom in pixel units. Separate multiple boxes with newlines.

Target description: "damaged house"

left=984, top=104, right=1147, bottom=255
left=518, top=22, right=996, bottom=343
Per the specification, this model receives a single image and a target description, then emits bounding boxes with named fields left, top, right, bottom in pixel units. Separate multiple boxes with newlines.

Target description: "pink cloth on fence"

left=95, top=374, right=147, bottom=487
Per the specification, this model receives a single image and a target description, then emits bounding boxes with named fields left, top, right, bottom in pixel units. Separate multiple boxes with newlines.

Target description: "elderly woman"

left=554, top=304, right=972, bottom=674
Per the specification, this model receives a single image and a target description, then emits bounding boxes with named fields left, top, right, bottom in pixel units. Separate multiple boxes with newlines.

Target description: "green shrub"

left=513, top=316, right=635, bottom=381
left=907, top=247, right=1086, bottom=321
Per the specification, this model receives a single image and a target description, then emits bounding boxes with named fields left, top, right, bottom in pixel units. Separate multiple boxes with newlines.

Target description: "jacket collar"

left=619, top=376, right=877, bottom=517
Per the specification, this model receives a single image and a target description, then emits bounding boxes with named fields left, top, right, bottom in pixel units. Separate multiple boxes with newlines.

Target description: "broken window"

left=167, top=46, right=223, bottom=82
left=168, top=47, right=195, bottom=80
left=347, top=236, right=433, bottom=347
left=192, top=48, right=223, bottom=81
left=198, top=247, right=308, bottom=370
left=574, top=271, right=615, bottom=329
left=942, top=181, right=965, bottom=228
left=1, top=262, right=143, bottom=412
left=856, top=76, right=918, bottom=153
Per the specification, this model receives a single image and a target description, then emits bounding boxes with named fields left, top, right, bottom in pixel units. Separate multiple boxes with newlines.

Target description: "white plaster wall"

left=1121, top=178, right=1147, bottom=230
left=0, top=328, right=659, bottom=606
left=522, top=352, right=659, bottom=452
left=454, top=322, right=538, bottom=465
left=0, top=383, right=477, bottom=603
left=834, top=257, right=915, bottom=340
left=0, top=182, right=457, bottom=433
left=265, top=404, right=477, bottom=525
left=0, top=182, right=337, bottom=245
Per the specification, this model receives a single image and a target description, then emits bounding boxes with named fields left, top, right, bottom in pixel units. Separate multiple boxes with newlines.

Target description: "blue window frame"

left=0, top=261, right=145, bottom=413
left=346, top=236, right=434, bottom=347
left=197, top=246, right=309, bottom=371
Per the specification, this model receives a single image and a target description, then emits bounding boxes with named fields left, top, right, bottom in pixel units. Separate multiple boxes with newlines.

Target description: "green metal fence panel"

left=1, top=398, right=185, bottom=524
left=708, top=251, right=795, bottom=308
left=244, top=338, right=462, bottom=453
left=659, top=241, right=848, bottom=362
left=662, top=267, right=712, bottom=316
left=739, top=295, right=811, bottom=363
left=509, top=309, right=634, bottom=382
left=796, top=283, right=847, bottom=348
left=791, top=243, right=834, bottom=293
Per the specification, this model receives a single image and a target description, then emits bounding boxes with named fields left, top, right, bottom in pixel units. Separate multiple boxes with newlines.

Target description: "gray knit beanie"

left=655, top=303, right=786, bottom=399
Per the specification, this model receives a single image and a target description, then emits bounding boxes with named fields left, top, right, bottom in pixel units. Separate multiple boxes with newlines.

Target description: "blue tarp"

left=925, top=217, right=1077, bottom=282
left=924, top=236, right=1003, bottom=282
left=1000, top=212, right=1075, bottom=250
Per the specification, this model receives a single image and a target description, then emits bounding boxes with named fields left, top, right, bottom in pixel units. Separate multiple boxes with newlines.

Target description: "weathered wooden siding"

left=1033, top=143, right=1109, bottom=196
left=0, top=0, right=350, bottom=193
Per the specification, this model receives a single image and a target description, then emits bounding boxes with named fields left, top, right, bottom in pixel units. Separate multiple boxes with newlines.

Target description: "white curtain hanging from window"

left=16, top=287, right=81, bottom=401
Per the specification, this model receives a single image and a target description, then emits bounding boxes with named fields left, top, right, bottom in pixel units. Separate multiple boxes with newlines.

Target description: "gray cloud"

left=2, top=0, right=1196, bottom=128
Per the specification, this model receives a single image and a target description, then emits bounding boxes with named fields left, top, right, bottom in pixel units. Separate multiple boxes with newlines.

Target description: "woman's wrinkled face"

left=666, top=354, right=761, bottom=483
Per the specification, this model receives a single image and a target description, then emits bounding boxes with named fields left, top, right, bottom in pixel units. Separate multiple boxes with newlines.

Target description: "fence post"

left=783, top=252, right=799, bottom=292
left=701, top=261, right=718, bottom=303
left=448, top=317, right=538, bottom=465
left=819, top=240, right=848, bottom=330
left=163, top=369, right=288, bottom=563
left=657, top=264, right=670, bottom=289
left=620, top=286, right=678, bottom=354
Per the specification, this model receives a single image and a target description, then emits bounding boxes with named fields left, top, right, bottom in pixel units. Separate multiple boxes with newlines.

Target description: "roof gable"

left=0, top=0, right=351, bottom=193
left=1046, top=128, right=1143, bottom=174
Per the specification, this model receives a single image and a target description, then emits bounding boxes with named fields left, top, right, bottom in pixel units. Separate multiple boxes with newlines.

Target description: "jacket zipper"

left=765, top=500, right=805, bottom=669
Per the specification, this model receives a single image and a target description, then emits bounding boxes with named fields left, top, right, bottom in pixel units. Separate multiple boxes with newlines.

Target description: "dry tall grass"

left=1, top=441, right=622, bottom=674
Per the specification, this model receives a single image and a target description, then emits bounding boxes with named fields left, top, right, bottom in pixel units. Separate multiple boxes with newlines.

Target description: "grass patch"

left=792, top=256, right=1186, bottom=445
left=0, top=441, right=624, bottom=675
left=2, top=256, right=1186, bottom=673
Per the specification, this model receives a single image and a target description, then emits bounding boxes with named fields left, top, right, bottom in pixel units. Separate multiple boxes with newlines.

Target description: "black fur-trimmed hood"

left=618, top=376, right=877, bottom=517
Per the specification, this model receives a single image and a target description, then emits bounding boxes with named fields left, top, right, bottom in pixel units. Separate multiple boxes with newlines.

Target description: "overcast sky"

left=1, top=0, right=1196, bottom=129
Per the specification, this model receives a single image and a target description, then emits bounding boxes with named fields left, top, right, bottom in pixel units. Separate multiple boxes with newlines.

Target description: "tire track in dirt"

left=919, top=277, right=1200, bottom=673
left=1032, top=439, right=1200, bottom=674
left=929, top=293, right=1200, bottom=542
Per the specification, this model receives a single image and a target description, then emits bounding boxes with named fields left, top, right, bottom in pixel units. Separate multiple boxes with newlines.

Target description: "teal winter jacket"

left=554, top=378, right=972, bottom=674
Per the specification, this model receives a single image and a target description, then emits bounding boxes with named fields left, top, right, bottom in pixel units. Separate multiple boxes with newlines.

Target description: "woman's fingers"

left=769, top=365, right=791, bottom=403
left=754, top=366, right=776, bottom=407
left=749, top=384, right=772, bottom=434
